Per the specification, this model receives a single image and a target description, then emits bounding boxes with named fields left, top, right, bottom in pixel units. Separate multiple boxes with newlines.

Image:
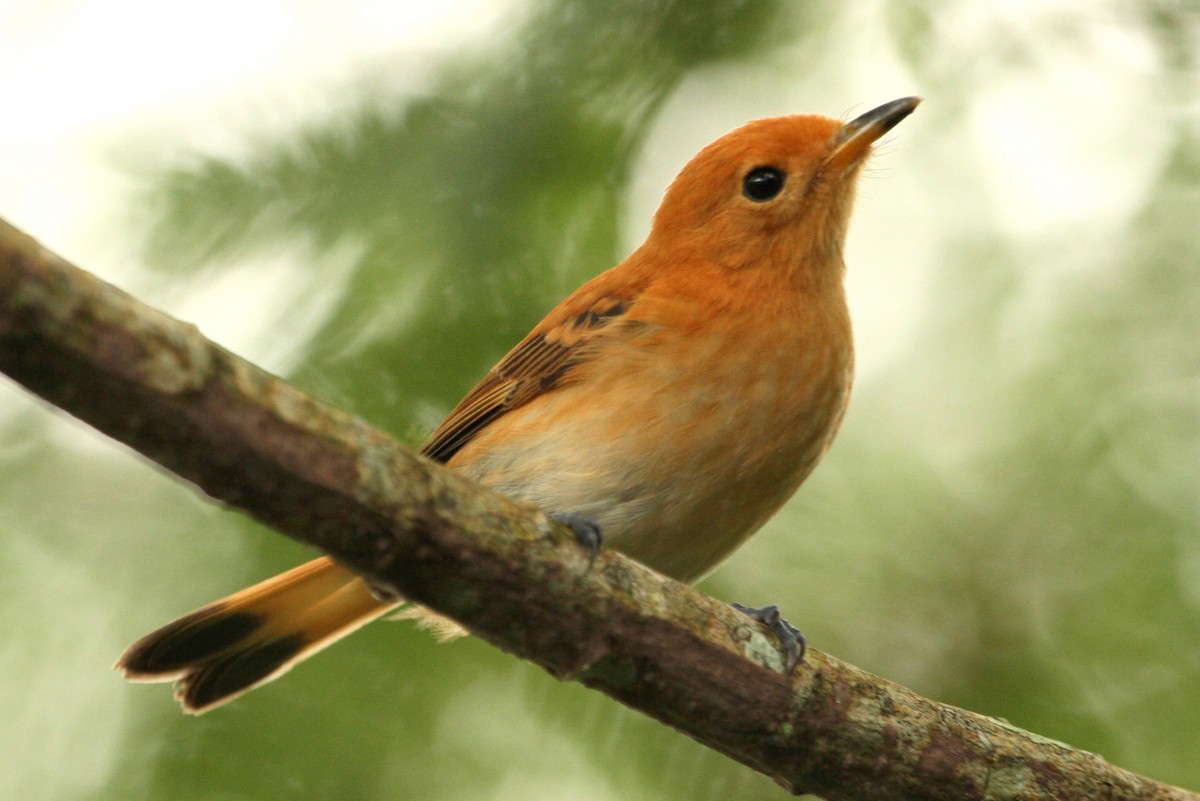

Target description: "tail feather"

left=116, top=556, right=399, bottom=713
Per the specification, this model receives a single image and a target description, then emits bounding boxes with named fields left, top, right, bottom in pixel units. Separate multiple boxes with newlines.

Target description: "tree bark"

left=0, top=215, right=1193, bottom=801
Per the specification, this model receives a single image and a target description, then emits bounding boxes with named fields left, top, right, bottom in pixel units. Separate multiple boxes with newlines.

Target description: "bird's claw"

left=732, top=603, right=806, bottom=672
left=551, top=512, right=603, bottom=569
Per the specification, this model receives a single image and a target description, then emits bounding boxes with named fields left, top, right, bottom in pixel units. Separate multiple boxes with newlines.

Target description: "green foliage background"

left=2, top=2, right=1198, bottom=799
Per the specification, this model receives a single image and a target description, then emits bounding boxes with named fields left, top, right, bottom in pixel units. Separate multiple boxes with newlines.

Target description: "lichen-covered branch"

left=0, top=215, right=1193, bottom=800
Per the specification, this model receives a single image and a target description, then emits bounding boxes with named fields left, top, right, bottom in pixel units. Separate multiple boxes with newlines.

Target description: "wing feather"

left=421, top=294, right=633, bottom=464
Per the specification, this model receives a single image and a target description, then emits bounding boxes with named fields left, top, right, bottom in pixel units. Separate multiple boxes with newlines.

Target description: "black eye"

left=742, top=166, right=786, bottom=202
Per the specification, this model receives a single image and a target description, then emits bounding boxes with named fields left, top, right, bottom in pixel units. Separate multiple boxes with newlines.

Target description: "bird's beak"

left=827, top=96, right=922, bottom=171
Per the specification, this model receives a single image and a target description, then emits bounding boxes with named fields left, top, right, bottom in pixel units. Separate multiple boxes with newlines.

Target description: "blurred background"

left=1, top=1, right=1198, bottom=798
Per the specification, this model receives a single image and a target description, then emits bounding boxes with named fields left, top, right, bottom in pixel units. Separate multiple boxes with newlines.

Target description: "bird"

left=117, top=96, right=921, bottom=713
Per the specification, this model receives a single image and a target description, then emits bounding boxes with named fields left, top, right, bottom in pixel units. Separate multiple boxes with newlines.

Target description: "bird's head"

left=648, top=97, right=921, bottom=283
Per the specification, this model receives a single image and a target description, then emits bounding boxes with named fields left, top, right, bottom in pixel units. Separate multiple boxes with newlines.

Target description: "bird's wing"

left=420, top=289, right=638, bottom=464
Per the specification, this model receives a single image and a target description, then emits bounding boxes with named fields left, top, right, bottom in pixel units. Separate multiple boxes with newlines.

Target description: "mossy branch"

left=0, top=216, right=1193, bottom=801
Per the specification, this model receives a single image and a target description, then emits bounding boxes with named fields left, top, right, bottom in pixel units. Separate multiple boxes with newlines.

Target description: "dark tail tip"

left=118, top=605, right=263, bottom=677
left=178, top=634, right=307, bottom=713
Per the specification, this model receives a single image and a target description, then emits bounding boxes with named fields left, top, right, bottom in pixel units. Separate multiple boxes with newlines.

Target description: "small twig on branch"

left=0, top=215, right=1193, bottom=800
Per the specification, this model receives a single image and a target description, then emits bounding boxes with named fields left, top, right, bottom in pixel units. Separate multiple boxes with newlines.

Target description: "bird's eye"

left=742, top=166, right=786, bottom=202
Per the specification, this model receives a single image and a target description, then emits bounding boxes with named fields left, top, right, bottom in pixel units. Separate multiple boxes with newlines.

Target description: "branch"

left=0, top=215, right=1192, bottom=801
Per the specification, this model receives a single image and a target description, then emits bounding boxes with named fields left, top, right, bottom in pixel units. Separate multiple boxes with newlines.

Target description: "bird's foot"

left=732, top=603, right=806, bottom=672
left=551, top=512, right=603, bottom=569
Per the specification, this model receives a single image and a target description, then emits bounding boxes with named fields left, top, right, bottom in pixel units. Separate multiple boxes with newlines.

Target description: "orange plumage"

left=118, top=97, right=920, bottom=712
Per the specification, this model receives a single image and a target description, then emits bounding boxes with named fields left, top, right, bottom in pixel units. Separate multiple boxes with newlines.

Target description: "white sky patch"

left=934, top=1, right=1171, bottom=237
left=971, top=65, right=1168, bottom=238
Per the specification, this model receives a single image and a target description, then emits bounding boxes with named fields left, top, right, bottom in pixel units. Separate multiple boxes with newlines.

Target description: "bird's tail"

left=116, top=556, right=399, bottom=714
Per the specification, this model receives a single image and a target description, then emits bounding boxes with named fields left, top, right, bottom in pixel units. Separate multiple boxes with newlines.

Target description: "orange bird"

left=118, top=96, right=921, bottom=712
